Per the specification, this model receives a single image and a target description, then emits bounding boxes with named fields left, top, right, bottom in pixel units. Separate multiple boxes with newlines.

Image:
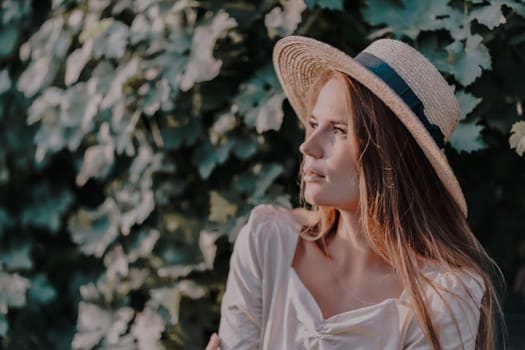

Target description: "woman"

left=206, top=36, right=506, bottom=349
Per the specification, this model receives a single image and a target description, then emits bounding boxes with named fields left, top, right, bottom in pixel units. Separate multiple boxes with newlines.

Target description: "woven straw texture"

left=272, top=36, right=467, bottom=217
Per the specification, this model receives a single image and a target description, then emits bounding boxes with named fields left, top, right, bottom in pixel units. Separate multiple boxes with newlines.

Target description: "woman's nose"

left=299, top=136, right=323, bottom=159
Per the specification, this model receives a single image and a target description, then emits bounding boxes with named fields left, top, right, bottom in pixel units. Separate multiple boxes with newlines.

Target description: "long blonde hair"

left=297, top=69, right=507, bottom=350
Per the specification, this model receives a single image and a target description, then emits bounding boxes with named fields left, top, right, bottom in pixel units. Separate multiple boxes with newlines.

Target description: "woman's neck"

left=327, top=210, right=393, bottom=276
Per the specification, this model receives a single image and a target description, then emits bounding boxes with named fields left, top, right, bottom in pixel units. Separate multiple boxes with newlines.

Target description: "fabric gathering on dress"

left=218, top=204, right=486, bottom=350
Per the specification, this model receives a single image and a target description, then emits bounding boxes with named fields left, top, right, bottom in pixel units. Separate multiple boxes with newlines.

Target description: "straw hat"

left=272, top=36, right=468, bottom=218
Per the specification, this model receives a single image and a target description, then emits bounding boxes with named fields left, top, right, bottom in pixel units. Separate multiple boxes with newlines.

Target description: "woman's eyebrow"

left=309, top=114, right=348, bottom=125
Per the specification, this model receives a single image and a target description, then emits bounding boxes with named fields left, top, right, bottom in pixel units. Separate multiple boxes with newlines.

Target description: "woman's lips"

left=303, top=169, right=325, bottom=181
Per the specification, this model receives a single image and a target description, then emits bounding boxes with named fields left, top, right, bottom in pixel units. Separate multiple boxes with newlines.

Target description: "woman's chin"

left=304, top=193, right=330, bottom=207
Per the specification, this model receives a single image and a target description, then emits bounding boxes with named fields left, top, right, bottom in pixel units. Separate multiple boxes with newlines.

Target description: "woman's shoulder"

left=243, top=203, right=313, bottom=230
left=403, top=264, right=487, bottom=347
left=419, top=263, right=486, bottom=313
left=230, top=204, right=305, bottom=274
left=242, top=204, right=300, bottom=234
left=422, top=264, right=485, bottom=292
left=245, top=203, right=292, bottom=225
left=234, top=204, right=308, bottom=248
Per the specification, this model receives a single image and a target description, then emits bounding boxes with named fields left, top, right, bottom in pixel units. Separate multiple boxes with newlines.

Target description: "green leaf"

left=130, top=307, right=164, bottom=350
left=506, top=1, right=525, bottom=18
left=111, top=105, right=140, bottom=156
left=255, top=92, right=285, bottom=133
left=469, top=1, right=506, bottom=29
left=115, top=146, right=158, bottom=236
left=67, top=8, right=84, bottom=32
left=92, top=21, right=129, bottom=60
left=211, top=111, right=237, bottom=135
left=27, top=16, right=71, bottom=58
left=0, top=313, right=7, bottom=337
left=0, top=271, right=29, bottom=309
left=72, top=302, right=134, bottom=350
left=85, top=0, right=111, bottom=13
left=417, top=35, right=448, bottom=73
left=17, top=17, right=72, bottom=97
left=79, top=18, right=129, bottom=59
left=128, top=229, right=160, bottom=262
left=0, top=69, right=11, bottom=95
left=449, top=121, right=487, bottom=153
left=199, top=230, right=221, bottom=269
left=0, top=26, right=19, bottom=60
left=129, top=14, right=150, bottom=45
left=62, top=84, right=100, bottom=147
left=230, top=134, right=259, bottom=160
left=197, top=140, right=235, bottom=179
left=65, top=40, right=93, bottom=86
left=252, top=163, right=285, bottom=198
left=28, top=274, right=57, bottom=305
left=150, top=281, right=206, bottom=325
left=87, top=60, right=116, bottom=98
left=160, top=117, right=202, bottom=150
left=76, top=128, right=115, bottom=186
left=264, top=0, right=307, bottom=38
left=103, top=245, right=129, bottom=279
left=29, top=83, right=101, bottom=163
left=27, top=87, right=62, bottom=124
left=363, top=0, right=452, bottom=39
left=158, top=49, right=189, bottom=94
left=466, top=0, right=525, bottom=30
left=20, top=184, right=74, bottom=233
left=445, top=35, right=492, bottom=86
left=305, top=0, right=344, bottom=10
left=142, top=79, right=173, bottom=116
left=2, top=0, right=32, bottom=24
left=129, top=0, right=159, bottom=13
left=179, top=10, right=237, bottom=91
left=233, top=162, right=284, bottom=198
left=149, top=288, right=182, bottom=325
left=209, top=191, right=238, bottom=223
left=17, top=56, right=61, bottom=98
left=68, top=199, right=120, bottom=257
left=100, top=58, right=139, bottom=110
left=235, top=64, right=285, bottom=133
left=509, top=121, right=525, bottom=156
left=1, top=242, right=32, bottom=271
left=157, top=213, right=196, bottom=259
left=72, top=302, right=110, bottom=349
left=456, top=90, right=481, bottom=120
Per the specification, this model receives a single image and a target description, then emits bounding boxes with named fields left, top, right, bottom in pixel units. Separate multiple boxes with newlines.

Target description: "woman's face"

left=300, top=78, right=360, bottom=210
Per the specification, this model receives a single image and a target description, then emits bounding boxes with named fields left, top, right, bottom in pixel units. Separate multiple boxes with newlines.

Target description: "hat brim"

left=272, top=36, right=467, bottom=218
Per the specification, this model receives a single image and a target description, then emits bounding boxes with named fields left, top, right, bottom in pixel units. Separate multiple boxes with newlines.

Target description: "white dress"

left=218, top=204, right=485, bottom=350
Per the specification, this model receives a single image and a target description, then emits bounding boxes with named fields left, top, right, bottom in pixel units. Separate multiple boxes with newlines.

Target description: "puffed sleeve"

left=218, top=209, right=265, bottom=350
left=403, top=268, right=486, bottom=350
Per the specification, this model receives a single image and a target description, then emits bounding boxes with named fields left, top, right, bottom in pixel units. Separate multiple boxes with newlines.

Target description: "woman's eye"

left=308, top=121, right=318, bottom=129
left=333, top=127, right=347, bottom=135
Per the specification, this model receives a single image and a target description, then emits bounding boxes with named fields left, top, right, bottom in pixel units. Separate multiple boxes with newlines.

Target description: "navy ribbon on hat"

left=354, top=52, right=445, bottom=149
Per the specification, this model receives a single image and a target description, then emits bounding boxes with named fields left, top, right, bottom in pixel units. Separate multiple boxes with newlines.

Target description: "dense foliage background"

left=1, top=0, right=524, bottom=348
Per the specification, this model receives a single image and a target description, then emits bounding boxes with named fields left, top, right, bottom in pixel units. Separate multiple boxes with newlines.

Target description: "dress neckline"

left=278, top=206, right=423, bottom=323
left=288, top=267, right=408, bottom=323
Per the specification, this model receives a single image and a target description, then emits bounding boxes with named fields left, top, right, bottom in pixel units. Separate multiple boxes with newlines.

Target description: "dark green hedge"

left=0, top=0, right=524, bottom=348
